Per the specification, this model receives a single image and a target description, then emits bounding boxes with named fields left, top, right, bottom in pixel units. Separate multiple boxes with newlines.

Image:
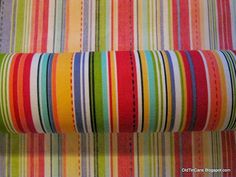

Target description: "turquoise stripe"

left=39, top=54, right=52, bottom=132
left=145, top=51, right=156, bottom=131
left=102, top=52, right=109, bottom=131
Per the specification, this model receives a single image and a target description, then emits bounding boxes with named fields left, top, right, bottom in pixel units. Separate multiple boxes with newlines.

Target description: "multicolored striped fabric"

left=0, top=50, right=236, bottom=133
left=0, top=0, right=236, bottom=52
left=0, top=0, right=236, bottom=176
left=0, top=132, right=235, bottom=177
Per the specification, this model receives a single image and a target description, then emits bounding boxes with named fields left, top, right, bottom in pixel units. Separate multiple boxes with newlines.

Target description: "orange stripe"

left=17, top=54, right=29, bottom=132
left=213, top=51, right=227, bottom=130
left=191, top=0, right=201, bottom=48
left=51, top=54, right=61, bottom=132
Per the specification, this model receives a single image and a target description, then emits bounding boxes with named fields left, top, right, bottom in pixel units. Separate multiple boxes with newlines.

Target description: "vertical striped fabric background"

left=0, top=0, right=236, bottom=177
left=0, top=0, right=235, bottom=52
left=0, top=132, right=235, bottom=177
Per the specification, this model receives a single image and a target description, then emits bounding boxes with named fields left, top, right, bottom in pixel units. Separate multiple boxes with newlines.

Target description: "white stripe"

left=84, top=52, right=92, bottom=132
left=47, top=0, right=55, bottom=52
left=30, top=53, right=44, bottom=133
left=134, top=51, right=143, bottom=132
left=170, top=51, right=182, bottom=131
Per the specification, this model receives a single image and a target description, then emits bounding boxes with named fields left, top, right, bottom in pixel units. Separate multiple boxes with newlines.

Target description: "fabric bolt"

left=0, top=51, right=236, bottom=133
left=0, top=0, right=236, bottom=177
left=0, top=0, right=236, bottom=52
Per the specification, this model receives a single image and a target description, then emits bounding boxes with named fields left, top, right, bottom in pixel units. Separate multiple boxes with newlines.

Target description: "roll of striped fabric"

left=0, top=132, right=235, bottom=177
left=0, top=50, right=235, bottom=133
left=0, top=0, right=235, bottom=52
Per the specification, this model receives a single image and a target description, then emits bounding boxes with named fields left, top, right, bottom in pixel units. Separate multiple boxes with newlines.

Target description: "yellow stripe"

left=139, top=51, right=150, bottom=131
left=56, top=53, right=75, bottom=132
left=213, top=52, right=227, bottom=130
left=176, top=51, right=187, bottom=131
left=65, top=134, right=80, bottom=177
left=110, top=52, right=118, bottom=132
left=66, top=0, right=83, bottom=51
left=139, top=134, right=144, bottom=176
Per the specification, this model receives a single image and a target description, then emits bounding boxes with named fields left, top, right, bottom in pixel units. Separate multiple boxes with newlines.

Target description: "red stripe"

left=223, top=0, right=233, bottom=49
left=189, top=51, right=208, bottom=130
left=116, top=51, right=138, bottom=132
left=172, top=0, right=178, bottom=49
left=182, top=132, right=193, bottom=177
left=118, top=133, right=134, bottom=177
left=180, top=51, right=193, bottom=130
left=118, top=0, right=134, bottom=50
left=33, top=1, right=40, bottom=52
left=221, top=132, right=228, bottom=177
left=180, top=0, right=190, bottom=49
left=174, top=133, right=181, bottom=177
left=23, top=54, right=36, bottom=132
left=229, top=132, right=236, bottom=175
left=41, top=0, right=49, bottom=52
left=29, top=134, right=35, bottom=177
left=217, top=0, right=225, bottom=48
left=111, top=0, right=114, bottom=50
left=12, top=54, right=24, bottom=132
left=38, top=135, right=45, bottom=177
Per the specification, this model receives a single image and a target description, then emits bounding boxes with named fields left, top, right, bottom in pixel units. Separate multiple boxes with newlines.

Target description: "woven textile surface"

left=0, top=0, right=236, bottom=177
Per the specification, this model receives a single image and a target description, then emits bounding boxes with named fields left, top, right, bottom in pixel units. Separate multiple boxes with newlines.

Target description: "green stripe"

left=97, top=134, right=105, bottom=177
left=94, top=52, right=104, bottom=132
left=15, top=0, right=25, bottom=52
left=1, top=55, right=14, bottom=132
left=155, top=51, right=164, bottom=131
left=0, top=54, right=8, bottom=132
left=150, top=52, right=159, bottom=131
left=10, top=134, right=20, bottom=177
left=39, top=54, right=52, bottom=132
left=99, top=1, right=107, bottom=50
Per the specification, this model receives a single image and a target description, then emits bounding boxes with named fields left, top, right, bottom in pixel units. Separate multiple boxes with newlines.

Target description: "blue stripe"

left=166, top=51, right=176, bottom=131
left=47, top=54, right=56, bottom=132
left=185, top=51, right=197, bottom=130
left=74, top=53, right=84, bottom=132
